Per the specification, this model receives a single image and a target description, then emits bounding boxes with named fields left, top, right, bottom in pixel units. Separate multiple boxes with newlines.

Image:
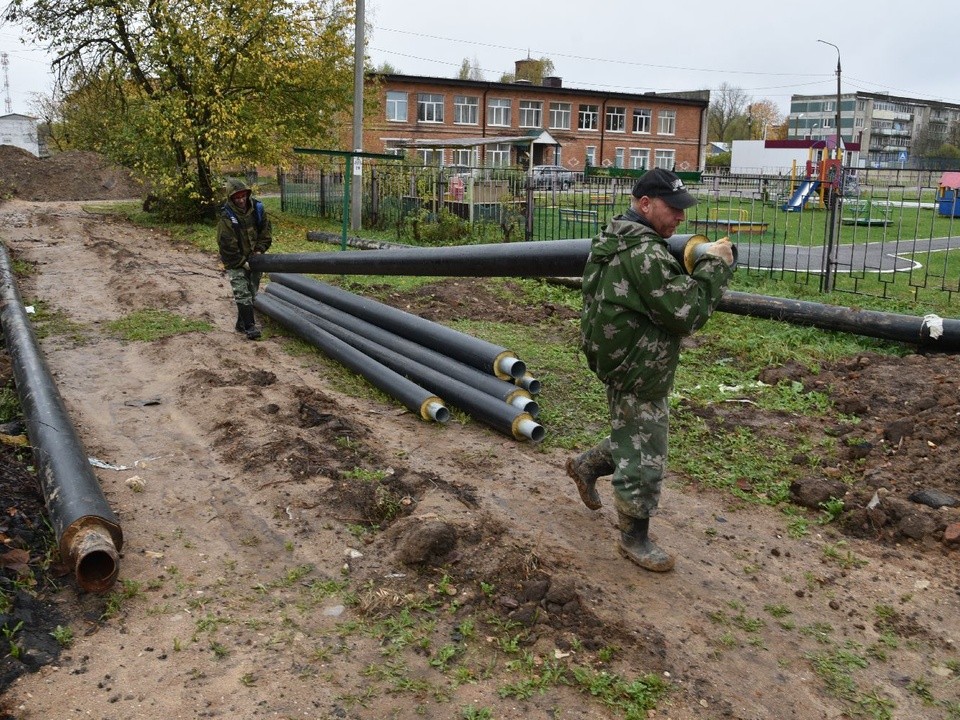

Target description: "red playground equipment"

left=782, top=146, right=844, bottom=212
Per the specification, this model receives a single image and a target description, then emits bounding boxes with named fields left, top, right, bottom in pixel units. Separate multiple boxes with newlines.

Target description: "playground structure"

left=840, top=199, right=892, bottom=226
left=936, top=171, right=960, bottom=217
left=781, top=146, right=844, bottom=212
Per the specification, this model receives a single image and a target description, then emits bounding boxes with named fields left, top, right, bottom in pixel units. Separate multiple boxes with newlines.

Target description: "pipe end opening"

left=77, top=550, right=120, bottom=594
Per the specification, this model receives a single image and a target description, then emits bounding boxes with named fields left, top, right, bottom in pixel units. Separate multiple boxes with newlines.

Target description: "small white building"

left=0, top=113, right=40, bottom=156
left=731, top=139, right=861, bottom=176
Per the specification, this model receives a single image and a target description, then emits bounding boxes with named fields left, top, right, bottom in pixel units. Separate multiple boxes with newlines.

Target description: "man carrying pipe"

left=566, top=168, right=735, bottom=572
left=217, top=178, right=272, bottom=340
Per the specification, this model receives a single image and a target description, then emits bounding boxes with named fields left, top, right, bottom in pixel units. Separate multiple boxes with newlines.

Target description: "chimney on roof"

left=542, top=76, right=562, bottom=88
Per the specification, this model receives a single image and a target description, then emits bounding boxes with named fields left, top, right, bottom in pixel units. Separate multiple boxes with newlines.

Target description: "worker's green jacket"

left=580, top=216, right=732, bottom=400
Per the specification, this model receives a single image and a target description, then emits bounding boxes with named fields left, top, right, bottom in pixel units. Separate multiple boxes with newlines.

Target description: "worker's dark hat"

left=631, top=168, right=697, bottom=209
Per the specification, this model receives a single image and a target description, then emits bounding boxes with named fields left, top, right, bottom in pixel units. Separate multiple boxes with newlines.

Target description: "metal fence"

left=280, top=164, right=960, bottom=304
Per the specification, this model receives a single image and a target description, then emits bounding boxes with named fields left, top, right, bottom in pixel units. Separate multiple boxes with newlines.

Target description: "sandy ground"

left=0, top=198, right=959, bottom=720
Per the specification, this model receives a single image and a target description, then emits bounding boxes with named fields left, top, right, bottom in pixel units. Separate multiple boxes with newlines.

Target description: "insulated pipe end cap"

left=495, top=352, right=526, bottom=380
left=517, top=373, right=542, bottom=395
left=422, top=398, right=450, bottom=424
left=512, top=414, right=545, bottom=443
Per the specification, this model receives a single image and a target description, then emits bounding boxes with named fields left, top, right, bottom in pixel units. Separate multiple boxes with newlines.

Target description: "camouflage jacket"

left=216, top=187, right=272, bottom=269
left=580, top=216, right=732, bottom=399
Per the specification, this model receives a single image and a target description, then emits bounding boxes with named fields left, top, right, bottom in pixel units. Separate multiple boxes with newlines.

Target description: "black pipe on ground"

left=254, top=293, right=449, bottom=424
left=259, top=240, right=958, bottom=352
left=260, top=292, right=544, bottom=442
left=264, top=283, right=539, bottom=417
left=719, top=291, right=959, bottom=350
left=268, top=273, right=527, bottom=379
left=0, top=242, right=123, bottom=593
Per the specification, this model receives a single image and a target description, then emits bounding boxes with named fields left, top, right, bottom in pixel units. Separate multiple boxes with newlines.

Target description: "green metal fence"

left=280, top=163, right=960, bottom=304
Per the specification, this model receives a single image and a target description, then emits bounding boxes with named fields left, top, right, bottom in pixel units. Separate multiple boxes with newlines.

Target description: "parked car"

left=531, top=164, right=577, bottom=189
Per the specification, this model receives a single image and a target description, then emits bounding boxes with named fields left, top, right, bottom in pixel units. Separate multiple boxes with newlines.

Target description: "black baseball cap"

left=631, top=168, right=697, bottom=209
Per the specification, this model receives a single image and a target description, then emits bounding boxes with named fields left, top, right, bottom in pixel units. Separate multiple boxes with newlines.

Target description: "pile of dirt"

left=0, top=145, right=143, bottom=201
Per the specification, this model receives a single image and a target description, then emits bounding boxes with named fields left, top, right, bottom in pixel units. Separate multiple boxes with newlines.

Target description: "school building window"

left=657, top=110, right=676, bottom=135
left=488, top=98, right=512, bottom=127
left=606, top=106, right=626, bottom=133
left=417, top=93, right=444, bottom=123
left=578, top=104, right=599, bottom=131
left=418, top=148, right=443, bottom=166
left=632, top=108, right=651, bottom=133
left=519, top=100, right=543, bottom=128
left=629, top=148, right=649, bottom=169
left=585, top=146, right=597, bottom=166
left=549, top=102, right=571, bottom=130
left=654, top=149, right=675, bottom=169
left=614, top=147, right=625, bottom=168
left=451, top=148, right=477, bottom=166
left=485, top=143, right=512, bottom=166
left=386, top=91, right=407, bottom=122
left=454, top=95, right=479, bottom=125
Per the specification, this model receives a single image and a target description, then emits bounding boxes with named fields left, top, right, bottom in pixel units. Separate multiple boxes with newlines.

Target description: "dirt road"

left=2, top=199, right=959, bottom=720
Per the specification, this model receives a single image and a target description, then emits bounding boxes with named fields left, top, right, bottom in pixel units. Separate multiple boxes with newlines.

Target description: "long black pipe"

left=268, top=273, right=527, bottom=379
left=256, top=240, right=958, bottom=351
left=264, top=283, right=539, bottom=417
left=253, top=293, right=449, bottom=424
left=253, top=235, right=725, bottom=278
left=259, top=292, right=544, bottom=442
left=0, top=242, right=122, bottom=593
left=253, top=238, right=592, bottom=278
left=720, top=291, right=959, bottom=349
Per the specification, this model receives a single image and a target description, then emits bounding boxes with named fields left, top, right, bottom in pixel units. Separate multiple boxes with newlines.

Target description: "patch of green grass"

left=49, top=624, right=74, bottom=648
left=571, top=667, right=669, bottom=719
left=101, top=579, right=144, bottom=620
left=341, top=467, right=389, bottom=482
left=26, top=299, right=88, bottom=342
left=0, top=387, right=19, bottom=423
left=460, top=706, right=493, bottom=720
left=807, top=645, right=894, bottom=719
left=670, top=420, right=794, bottom=505
left=106, top=309, right=213, bottom=341
left=822, top=542, right=867, bottom=570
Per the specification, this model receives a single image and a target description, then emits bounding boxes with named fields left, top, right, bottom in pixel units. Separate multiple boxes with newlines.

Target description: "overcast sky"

left=1, top=0, right=957, bottom=118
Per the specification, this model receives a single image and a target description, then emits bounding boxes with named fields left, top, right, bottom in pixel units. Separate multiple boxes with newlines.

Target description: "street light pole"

left=818, top=39, right=842, bottom=293
left=818, top=39, right=842, bottom=152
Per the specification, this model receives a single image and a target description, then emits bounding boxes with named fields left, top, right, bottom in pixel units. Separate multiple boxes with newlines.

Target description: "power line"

left=372, top=25, right=829, bottom=80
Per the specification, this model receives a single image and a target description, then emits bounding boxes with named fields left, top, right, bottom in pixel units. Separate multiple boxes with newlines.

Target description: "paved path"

left=735, top=235, right=960, bottom=274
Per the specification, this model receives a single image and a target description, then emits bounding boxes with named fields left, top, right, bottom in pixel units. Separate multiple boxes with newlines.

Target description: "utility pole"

left=350, top=0, right=365, bottom=231
left=1, top=53, right=11, bottom=114
left=818, top=39, right=842, bottom=293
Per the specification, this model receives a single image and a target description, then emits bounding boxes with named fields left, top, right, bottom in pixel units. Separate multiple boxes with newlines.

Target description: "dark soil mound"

left=0, top=145, right=143, bottom=201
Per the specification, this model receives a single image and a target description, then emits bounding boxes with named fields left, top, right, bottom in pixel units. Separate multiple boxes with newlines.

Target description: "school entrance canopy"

left=398, top=130, right=560, bottom=172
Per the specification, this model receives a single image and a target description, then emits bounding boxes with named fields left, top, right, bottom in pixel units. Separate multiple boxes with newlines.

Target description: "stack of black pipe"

left=254, top=273, right=545, bottom=442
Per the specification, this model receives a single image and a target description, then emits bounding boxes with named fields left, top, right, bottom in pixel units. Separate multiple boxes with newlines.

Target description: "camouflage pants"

left=226, top=267, right=262, bottom=306
left=601, top=389, right=669, bottom=519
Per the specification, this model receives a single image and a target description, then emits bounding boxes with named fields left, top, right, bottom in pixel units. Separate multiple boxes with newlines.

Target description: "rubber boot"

left=234, top=304, right=245, bottom=333
left=565, top=438, right=614, bottom=510
left=238, top=303, right=261, bottom=340
left=616, top=512, right=675, bottom=572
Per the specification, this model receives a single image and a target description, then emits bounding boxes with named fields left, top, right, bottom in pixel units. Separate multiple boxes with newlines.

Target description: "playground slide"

left=782, top=180, right=820, bottom=212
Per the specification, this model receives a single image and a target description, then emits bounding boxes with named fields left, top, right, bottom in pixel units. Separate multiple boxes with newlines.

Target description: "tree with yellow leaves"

left=7, top=0, right=357, bottom=218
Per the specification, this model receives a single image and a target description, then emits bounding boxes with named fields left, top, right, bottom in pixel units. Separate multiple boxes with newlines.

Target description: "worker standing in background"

left=217, top=178, right=272, bottom=340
